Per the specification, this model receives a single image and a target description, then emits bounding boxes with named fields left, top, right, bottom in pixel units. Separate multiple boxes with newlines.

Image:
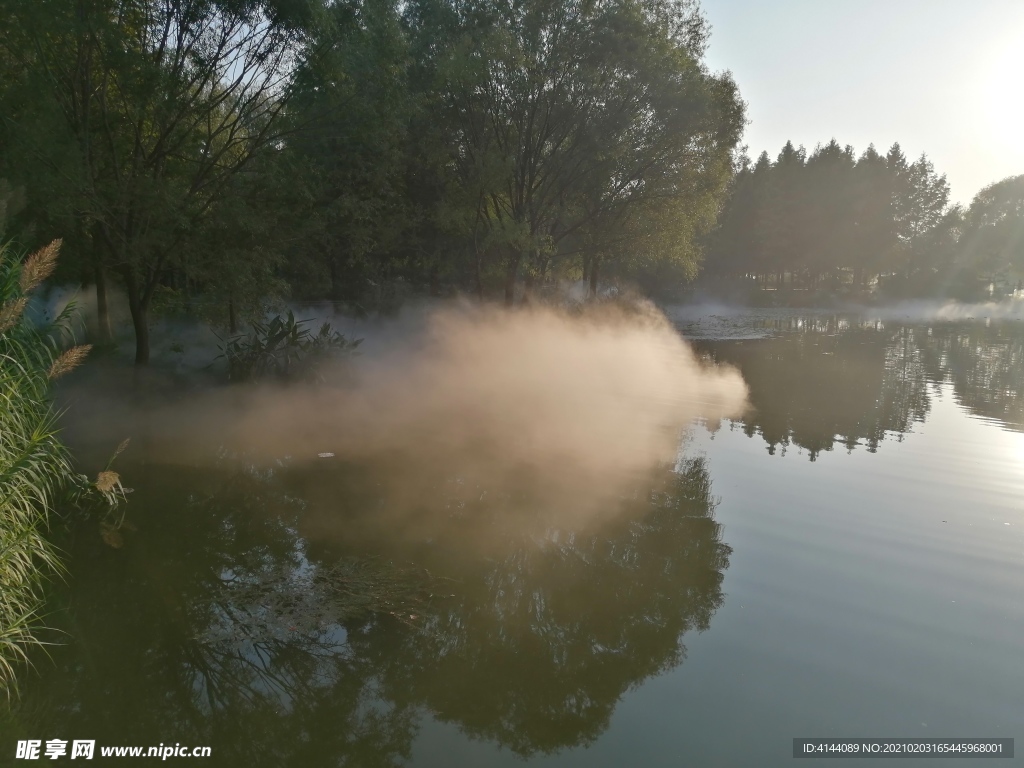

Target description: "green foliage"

left=706, top=139, right=959, bottom=296
left=404, top=0, right=743, bottom=302
left=960, top=175, right=1024, bottom=277
left=279, top=0, right=414, bottom=302
left=0, top=240, right=132, bottom=691
left=217, top=311, right=362, bottom=383
left=0, top=0, right=314, bottom=363
left=0, top=246, right=73, bottom=691
left=0, top=246, right=69, bottom=688
left=1, top=0, right=744, bottom=358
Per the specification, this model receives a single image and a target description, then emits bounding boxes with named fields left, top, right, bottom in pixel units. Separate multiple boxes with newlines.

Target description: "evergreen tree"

left=761, top=140, right=807, bottom=285
left=804, top=139, right=856, bottom=286
left=849, top=144, right=894, bottom=287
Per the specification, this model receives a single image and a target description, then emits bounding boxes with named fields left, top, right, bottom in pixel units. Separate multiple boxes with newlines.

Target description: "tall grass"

left=0, top=240, right=89, bottom=691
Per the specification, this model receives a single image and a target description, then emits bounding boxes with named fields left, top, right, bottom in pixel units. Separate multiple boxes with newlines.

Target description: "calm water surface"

left=5, top=313, right=1024, bottom=766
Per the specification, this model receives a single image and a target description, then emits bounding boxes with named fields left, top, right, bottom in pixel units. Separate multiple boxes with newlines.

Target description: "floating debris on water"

left=318, top=452, right=335, bottom=458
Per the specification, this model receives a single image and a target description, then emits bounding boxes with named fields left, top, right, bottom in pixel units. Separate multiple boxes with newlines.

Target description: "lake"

left=4, top=309, right=1024, bottom=766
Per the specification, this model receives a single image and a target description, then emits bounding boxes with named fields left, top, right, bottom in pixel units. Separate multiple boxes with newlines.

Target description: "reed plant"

left=0, top=240, right=92, bottom=692
left=216, top=310, right=361, bottom=383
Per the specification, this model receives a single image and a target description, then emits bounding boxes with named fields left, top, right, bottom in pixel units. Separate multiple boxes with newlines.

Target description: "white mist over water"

left=663, top=297, right=1024, bottom=340
left=862, top=297, right=1024, bottom=322
left=62, top=300, right=749, bottom=536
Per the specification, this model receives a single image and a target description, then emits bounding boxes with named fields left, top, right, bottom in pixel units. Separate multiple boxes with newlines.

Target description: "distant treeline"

left=705, top=140, right=1024, bottom=300
left=0, top=0, right=744, bottom=363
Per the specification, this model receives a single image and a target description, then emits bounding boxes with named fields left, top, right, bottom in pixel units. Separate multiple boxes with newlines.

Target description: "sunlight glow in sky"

left=700, top=0, right=1024, bottom=206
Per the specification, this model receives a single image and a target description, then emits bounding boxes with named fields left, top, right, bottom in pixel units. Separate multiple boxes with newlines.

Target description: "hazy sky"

left=700, top=0, right=1024, bottom=206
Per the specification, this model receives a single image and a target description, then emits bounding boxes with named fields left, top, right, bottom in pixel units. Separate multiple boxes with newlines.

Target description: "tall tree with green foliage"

left=898, top=152, right=950, bottom=280
left=960, top=174, right=1024, bottom=277
left=1, top=0, right=315, bottom=364
left=759, top=140, right=807, bottom=285
left=277, top=0, right=413, bottom=304
left=848, top=144, right=894, bottom=286
left=407, top=0, right=744, bottom=303
left=803, top=139, right=857, bottom=286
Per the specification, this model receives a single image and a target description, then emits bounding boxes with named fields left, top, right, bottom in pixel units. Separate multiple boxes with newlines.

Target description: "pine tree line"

left=707, top=139, right=1024, bottom=299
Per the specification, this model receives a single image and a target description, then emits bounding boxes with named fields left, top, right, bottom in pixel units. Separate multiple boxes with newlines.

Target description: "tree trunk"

left=124, top=271, right=150, bottom=366
left=589, top=257, right=600, bottom=298
left=131, top=302, right=149, bottom=366
left=474, top=250, right=484, bottom=302
left=429, top=263, right=441, bottom=297
left=504, top=251, right=521, bottom=306
left=94, top=260, right=112, bottom=344
left=89, top=225, right=113, bottom=344
left=228, top=296, right=237, bottom=334
left=79, top=249, right=91, bottom=289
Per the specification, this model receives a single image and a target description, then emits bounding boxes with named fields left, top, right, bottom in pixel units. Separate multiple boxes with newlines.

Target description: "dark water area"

left=5, top=312, right=1024, bottom=766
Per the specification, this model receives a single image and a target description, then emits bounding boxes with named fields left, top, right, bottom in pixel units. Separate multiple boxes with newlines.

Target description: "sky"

left=700, top=0, right=1024, bottom=206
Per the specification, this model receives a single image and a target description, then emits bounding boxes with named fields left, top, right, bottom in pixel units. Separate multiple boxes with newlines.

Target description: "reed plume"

left=47, top=344, right=92, bottom=380
left=19, top=239, right=60, bottom=293
left=0, top=297, right=27, bottom=335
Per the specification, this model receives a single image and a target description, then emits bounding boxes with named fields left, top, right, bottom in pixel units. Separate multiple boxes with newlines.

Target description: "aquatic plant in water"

left=216, top=310, right=361, bottom=382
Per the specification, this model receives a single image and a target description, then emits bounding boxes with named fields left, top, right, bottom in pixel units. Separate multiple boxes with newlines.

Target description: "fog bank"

left=62, top=301, right=748, bottom=537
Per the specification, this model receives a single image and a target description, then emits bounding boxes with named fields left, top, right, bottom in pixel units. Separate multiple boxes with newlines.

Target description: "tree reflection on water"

left=370, top=457, right=728, bottom=756
left=696, top=319, right=1024, bottom=458
left=919, top=323, right=1024, bottom=430
left=4, top=450, right=730, bottom=764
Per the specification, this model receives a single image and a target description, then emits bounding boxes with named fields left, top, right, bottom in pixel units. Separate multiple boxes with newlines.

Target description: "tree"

left=1, top=0, right=313, bottom=364
left=407, top=0, right=744, bottom=304
left=848, top=144, right=894, bottom=286
left=803, top=139, right=856, bottom=285
left=900, top=153, right=950, bottom=280
left=960, top=174, right=1024, bottom=277
left=759, top=140, right=807, bottom=285
left=277, top=0, right=414, bottom=304
left=706, top=138, right=959, bottom=297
